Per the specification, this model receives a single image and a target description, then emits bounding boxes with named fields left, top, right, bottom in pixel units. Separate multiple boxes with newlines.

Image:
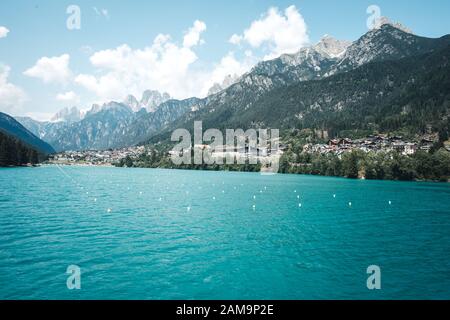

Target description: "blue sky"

left=0, top=0, right=449, bottom=120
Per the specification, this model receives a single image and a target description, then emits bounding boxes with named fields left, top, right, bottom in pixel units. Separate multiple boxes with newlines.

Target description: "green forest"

left=279, top=149, right=450, bottom=182
left=115, top=145, right=450, bottom=182
left=0, top=131, right=43, bottom=167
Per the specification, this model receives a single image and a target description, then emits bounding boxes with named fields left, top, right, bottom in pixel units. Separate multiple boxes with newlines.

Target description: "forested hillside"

left=0, top=131, right=43, bottom=167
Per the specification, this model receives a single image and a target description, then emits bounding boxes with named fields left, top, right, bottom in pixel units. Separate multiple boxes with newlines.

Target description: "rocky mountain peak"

left=208, top=74, right=240, bottom=96
left=123, top=94, right=141, bottom=112
left=50, top=106, right=83, bottom=123
left=140, top=90, right=171, bottom=112
left=373, top=16, right=413, bottom=34
left=329, top=21, right=421, bottom=75
left=313, top=35, right=352, bottom=58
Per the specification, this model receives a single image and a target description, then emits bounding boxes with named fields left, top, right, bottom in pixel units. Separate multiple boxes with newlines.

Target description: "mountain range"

left=147, top=23, right=450, bottom=143
left=11, top=20, right=450, bottom=152
left=0, top=112, right=55, bottom=154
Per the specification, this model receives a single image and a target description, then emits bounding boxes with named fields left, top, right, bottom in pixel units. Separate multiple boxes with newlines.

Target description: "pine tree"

left=342, top=151, right=359, bottom=179
left=0, top=136, right=8, bottom=166
left=0, top=132, right=42, bottom=167
left=30, top=150, right=39, bottom=165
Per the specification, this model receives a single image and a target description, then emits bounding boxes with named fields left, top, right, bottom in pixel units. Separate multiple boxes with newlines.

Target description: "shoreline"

left=43, top=162, right=114, bottom=167
left=41, top=162, right=450, bottom=184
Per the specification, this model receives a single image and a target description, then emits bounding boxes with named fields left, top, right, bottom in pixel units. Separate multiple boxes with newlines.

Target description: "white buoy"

left=213, top=196, right=216, bottom=200
left=297, top=195, right=300, bottom=199
left=159, top=197, right=162, bottom=201
left=294, top=190, right=297, bottom=193
left=140, top=191, right=143, bottom=195
left=107, top=208, right=112, bottom=213
left=389, top=201, right=392, bottom=205
left=298, top=203, right=302, bottom=208
left=349, top=202, right=352, bottom=207
left=333, top=194, right=336, bottom=198
left=94, top=198, right=97, bottom=202
left=187, top=206, right=191, bottom=212
left=252, top=204, right=256, bottom=210
left=253, top=195, right=256, bottom=200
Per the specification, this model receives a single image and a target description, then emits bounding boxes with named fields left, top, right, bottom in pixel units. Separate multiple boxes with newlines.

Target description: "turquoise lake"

left=0, top=166, right=449, bottom=299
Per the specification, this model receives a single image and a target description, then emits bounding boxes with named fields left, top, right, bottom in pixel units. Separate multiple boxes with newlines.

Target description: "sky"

left=0, top=0, right=449, bottom=121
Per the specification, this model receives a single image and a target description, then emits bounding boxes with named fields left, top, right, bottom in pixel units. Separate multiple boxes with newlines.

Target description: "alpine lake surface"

left=1, top=166, right=449, bottom=299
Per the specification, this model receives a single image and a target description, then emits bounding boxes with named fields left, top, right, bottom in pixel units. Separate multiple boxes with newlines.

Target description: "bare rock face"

left=374, top=16, right=413, bottom=34
left=208, top=74, right=240, bottom=96
left=50, top=106, right=83, bottom=123
left=329, top=23, right=428, bottom=75
left=140, top=90, right=171, bottom=113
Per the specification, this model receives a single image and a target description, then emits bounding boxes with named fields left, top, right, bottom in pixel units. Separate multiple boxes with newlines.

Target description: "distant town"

left=48, top=146, right=147, bottom=166
left=46, top=134, right=450, bottom=166
left=303, top=134, right=442, bottom=156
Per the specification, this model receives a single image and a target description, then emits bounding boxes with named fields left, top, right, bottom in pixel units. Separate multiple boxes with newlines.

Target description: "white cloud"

left=0, top=26, right=9, bottom=38
left=230, top=5, right=309, bottom=60
left=56, top=91, right=79, bottom=103
left=229, top=34, right=242, bottom=45
left=0, top=65, right=27, bottom=115
left=75, top=21, right=210, bottom=101
left=24, top=54, right=72, bottom=84
left=183, top=20, right=206, bottom=48
left=200, top=52, right=254, bottom=96
left=74, top=20, right=258, bottom=102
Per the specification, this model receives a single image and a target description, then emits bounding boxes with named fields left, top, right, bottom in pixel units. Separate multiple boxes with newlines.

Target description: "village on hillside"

left=48, top=146, right=147, bottom=166
left=47, top=133, right=450, bottom=167
left=302, top=134, right=443, bottom=156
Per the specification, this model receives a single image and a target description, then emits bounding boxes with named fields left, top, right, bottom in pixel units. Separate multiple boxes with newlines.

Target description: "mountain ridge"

left=145, top=26, right=450, bottom=144
left=0, top=112, right=55, bottom=154
left=15, top=23, right=450, bottom=151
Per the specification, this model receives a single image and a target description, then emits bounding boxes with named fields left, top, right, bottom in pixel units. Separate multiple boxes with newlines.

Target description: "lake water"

left=0, top=166, right=449, bottom=299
